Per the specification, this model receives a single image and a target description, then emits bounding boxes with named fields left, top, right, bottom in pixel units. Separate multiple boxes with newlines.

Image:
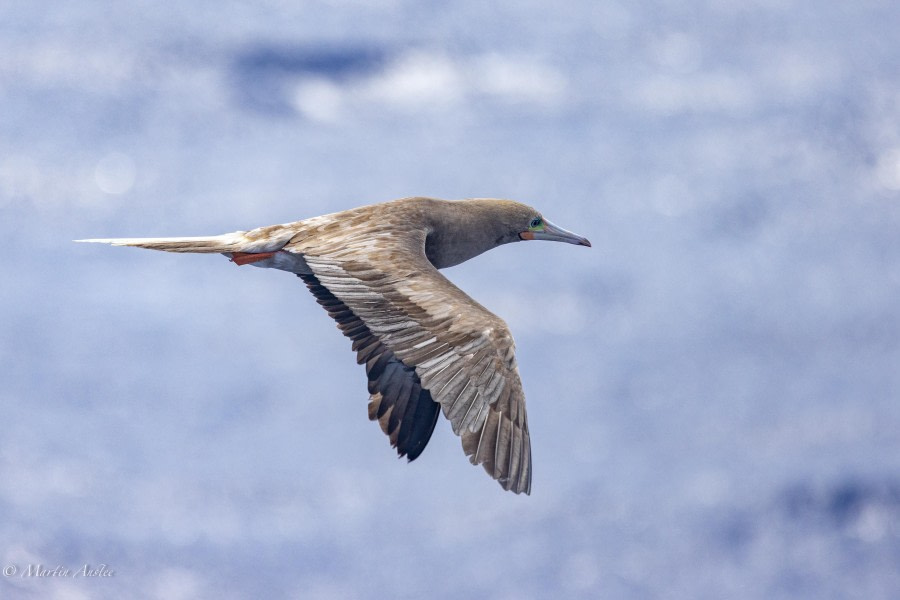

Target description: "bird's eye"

left=529, top=217, right=543, bottom=230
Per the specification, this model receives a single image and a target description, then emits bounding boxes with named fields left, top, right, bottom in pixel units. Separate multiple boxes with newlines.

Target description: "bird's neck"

left=423, top=200, right=513, bottom=269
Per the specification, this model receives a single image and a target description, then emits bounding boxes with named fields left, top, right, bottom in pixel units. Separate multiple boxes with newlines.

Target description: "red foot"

left=231, top=251, right=278, bottom=265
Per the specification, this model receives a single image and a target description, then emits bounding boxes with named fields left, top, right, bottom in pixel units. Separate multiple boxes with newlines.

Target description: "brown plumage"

left=77, top=197, right=591, bottom=494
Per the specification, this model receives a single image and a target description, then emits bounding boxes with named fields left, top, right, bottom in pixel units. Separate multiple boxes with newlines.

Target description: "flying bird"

left=78, top=197, right=590, bottom=494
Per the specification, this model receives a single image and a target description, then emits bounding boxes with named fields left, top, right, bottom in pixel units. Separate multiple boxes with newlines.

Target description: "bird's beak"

left=520, top=218, right=591, bottom=247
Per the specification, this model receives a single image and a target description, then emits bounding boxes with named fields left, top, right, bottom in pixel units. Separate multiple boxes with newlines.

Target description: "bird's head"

left=423, top=198, right=591, bottom=269
left=488, top=200, right=591, bottom=247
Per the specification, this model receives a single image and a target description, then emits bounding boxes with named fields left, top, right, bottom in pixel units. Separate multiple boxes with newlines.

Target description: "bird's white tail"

left=75, top=223, right=299, bottom=254
left=75, top=233, right=245, bottom=253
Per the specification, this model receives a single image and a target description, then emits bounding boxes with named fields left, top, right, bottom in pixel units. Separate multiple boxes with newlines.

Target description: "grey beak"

left=528, top=218, right=591, bottom=247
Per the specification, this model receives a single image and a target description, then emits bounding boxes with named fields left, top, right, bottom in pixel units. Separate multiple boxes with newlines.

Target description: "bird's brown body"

left=79, top=197, right=590, bottom=494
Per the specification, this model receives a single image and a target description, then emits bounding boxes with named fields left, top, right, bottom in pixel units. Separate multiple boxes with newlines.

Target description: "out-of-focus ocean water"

left=2, top=2, right=899, bottom=598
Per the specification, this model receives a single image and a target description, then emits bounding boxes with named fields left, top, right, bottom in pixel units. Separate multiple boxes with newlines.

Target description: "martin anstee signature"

left=4, top=563, right=114, bottom=578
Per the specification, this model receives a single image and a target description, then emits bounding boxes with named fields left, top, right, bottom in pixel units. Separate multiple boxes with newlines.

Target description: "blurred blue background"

left=2, top=1, right=900, bottom=598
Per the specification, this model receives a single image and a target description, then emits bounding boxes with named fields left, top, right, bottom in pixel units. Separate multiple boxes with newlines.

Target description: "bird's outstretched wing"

left=288, top=218, right=531, bottom=494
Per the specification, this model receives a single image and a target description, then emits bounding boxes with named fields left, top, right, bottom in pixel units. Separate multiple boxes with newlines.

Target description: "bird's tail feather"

left=75, top=225, right=298, bottom=254
left=75, top=233, right=246, bottom=253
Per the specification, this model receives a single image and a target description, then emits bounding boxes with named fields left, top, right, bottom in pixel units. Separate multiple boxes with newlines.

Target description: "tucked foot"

left=230, top=251, right=278, bottom=265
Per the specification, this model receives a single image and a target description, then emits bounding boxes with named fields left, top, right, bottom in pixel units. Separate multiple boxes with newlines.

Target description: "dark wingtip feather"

left=398, top=388, right=440, bottom=461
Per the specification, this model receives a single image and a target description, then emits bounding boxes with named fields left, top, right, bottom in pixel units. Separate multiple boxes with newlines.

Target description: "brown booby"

left=78, top=197, right=591, bottom=494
